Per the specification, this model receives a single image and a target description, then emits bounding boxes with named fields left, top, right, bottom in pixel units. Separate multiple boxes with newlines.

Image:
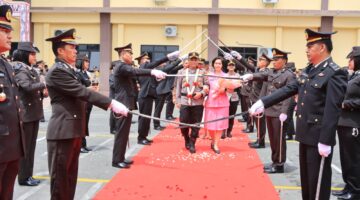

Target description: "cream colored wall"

left=111, top=13, right=208, bottom=25
left=219, top=0, right=321, bottom=10
left=110, top=0, right=211, bottom=8
left=31, top=0, right=102, bottom=7
left=11, top=18, right=20, bottom=42
left=329, top=0, right=360, bottom=10
left=332, top=28, right=358, bottom=67
left=33, top=23, right=100, bottom=65
left=112, top=24, right=207, bottom=60
left=282, top=27, right=311, bottom=68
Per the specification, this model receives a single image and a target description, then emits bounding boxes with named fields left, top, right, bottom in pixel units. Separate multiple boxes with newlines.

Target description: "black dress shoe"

left=263, top=163, right=274, bottom=170
left=40, top=118, right=45, bottom=122
left=83, top=147, right=92, bottom=151
left=131, top=120, right=137, bottom=124
left=264, top=165, right=284, bottom=174
left=221, top=133, right=226, bottom=139
left=333, top=188, right=349, bottom=197
left=337, top=191, right=360, bottom=200
left=166, top=116, right=176, bottom=120
left=124, top=159, right=134, bottom=165
left=145, top=138, right=153, bottom=143
left=154, top=125, right=166, bottom=131
left=238, top=118, right=246, bottom=122
left=19, top=177, right=40, bottom=186
left=138, top=139, right=151, bottom=145
left=226, top=133, right=232, bottom=138
left=29, top=177, right=41, bottom=184
left=249, top=143, right=265, bottom=149
left=112, top=162, right=130, bottom=169
left=189, top=144, right=196, bottom=153
left=185, top=141, right=190, bottom=150
left=80, top=147, right=89, bottom=153
left=212, top=146, right=220, bottom=154
left=243, top=128, right=254, bottom=133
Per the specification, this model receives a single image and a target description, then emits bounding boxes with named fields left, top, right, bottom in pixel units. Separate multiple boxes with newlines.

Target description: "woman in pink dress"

left=204, top=57, right=241, bottom=154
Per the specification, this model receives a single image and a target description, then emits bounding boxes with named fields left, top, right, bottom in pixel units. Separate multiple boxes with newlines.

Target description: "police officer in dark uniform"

left=12, top=42, right=45, bottom=186
left=136, top=51, right=179, bottom=145
left=75, top=54, right=94, bottom=153
left=153, top=59, right=182, bottom=128
left=109, top=61, right=116, bottom=134
left=0, top=5, right=26, bottom=199
left=230, top=51, right=272, bottom=148
left=112, top=43, right=169, bottom=168
left=244, top=48, right=295, bottom=173
left=45, top=28, right=128, bottom=199
left=333, top=46, right=360, bottom=200
left=249, top=29, right=347, bottom=200
left=240, top=57, right=254, bottom=133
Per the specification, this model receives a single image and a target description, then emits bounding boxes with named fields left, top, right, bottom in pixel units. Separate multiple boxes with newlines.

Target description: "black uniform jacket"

left=338, top=70, right=360, bottom=128
left=14, top=62, right=46, bottom=122
left=261, top=57, right=347, bottom=146
left=0, top=57, right=25, bottom=162
left=253, top=67, right=295, bottom=117
left=45, top=59, right=112, bottom=140
left=156, top=59, right=182, bottom=95
left=113, top=60, right=153, bottom=110
left=138, top=56, right=169, bottom=99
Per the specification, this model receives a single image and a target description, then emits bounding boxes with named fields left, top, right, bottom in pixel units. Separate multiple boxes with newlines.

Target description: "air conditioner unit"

left=164, top=26, right=177, bottom=37
left=262, top=0, right=278, bottom=4
left=154, top=0, right=167, bottom=5
left=257, top=47, right=273, bottom=59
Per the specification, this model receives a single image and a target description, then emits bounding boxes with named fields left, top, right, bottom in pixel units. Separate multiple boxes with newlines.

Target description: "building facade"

left=9, top=0, right=360, bottom=91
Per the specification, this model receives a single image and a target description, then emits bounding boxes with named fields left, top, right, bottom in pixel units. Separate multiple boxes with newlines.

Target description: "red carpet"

left=94, top=122, right=279, bottom=200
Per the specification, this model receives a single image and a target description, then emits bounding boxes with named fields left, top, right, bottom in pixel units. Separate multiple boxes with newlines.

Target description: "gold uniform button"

left=74, top=115, right=77, bottom=118
left=301, top=102, right=304, bottom=106
left=315, top=84, right=318, bottom=87
left=18, top=108, right=21, bottom=112
left=15, top=96, right=18, bottom=100
left=315, top=118, right=318, bottom=122
left=298, top=115, right=302, bottom=118
left=304, top=90, right=307, bottom=94
left=12, top=84, right=15, bottom=87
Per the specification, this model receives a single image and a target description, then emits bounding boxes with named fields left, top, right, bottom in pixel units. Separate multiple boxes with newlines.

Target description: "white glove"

left=230, top=50, right=242, bottom=60
left=180, top=54, right=188, bottom=61
left=249, top=100, right=265, bottom=116
left=223, top=52, right=234, bottom=61
left=110, top=100, right=129, bottom=116
left=167, top=50, right=180, bottom=61
left=240, top=74, right=253, bottom=82
left=318, top=143, right=332, bottom=157
left=151, top=69, right=167, bottom=80
left=279, top=113, right=287, bottom=122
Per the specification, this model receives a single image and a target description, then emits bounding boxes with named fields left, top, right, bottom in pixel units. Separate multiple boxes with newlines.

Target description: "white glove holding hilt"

left=230, top=50, right=242, bottom=60
left=223, top=52, right=234, bottom=61
left=240, top=74, right=253, bottom=82
left=249, top=100, right=265, bottom=116
left=167, top=50, right=180, bottom=61
left=110, top=100, right=129, bottom=117
left=151, top=69, right=167, bottom=80
left=279, top=113, right=288, bottom=122
left=318, top=143, right=332, bottom=157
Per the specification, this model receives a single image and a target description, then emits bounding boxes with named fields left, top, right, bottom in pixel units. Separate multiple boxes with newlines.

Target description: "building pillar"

left=99, top=0, right=111, bottom=94
left=319, top=0, right=333, bottom=32
left=275, top=27, right=283, bottom=49
left=208, top=14, right=219, bottom=61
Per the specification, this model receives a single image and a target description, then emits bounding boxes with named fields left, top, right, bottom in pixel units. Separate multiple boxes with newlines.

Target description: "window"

left=219, top=47, right=258, bottom=60
left=76, top=44, right=100, bottom=71
left=140, top=45, right=179, bottom=61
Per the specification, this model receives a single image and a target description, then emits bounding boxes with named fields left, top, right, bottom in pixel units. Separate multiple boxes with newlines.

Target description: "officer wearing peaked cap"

left=0, top=5, right=27, bottom=199
left=12, top=42, right=45, bottom=187
left=333, top=46, right=360, bottom=199
left=249, top=29, right=347, bottom=200
left=136, top=49, right=179, bottom=143
left=242, top=48, right=295, bottom=173
left=111, top=43, right=168, bottom=168
left=45, top=28, right=128, bottom=200
left=231, top=52, right=272, bottom=148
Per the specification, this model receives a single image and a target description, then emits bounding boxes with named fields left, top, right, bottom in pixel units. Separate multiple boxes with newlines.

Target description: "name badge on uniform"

left=318, top=73, right=325, bottom=77
left=0, top=72, right=4, bottom=77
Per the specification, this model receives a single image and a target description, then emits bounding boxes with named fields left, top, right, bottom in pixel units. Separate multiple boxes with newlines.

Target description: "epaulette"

left=354, top=70, right=360, bottom=75
left=328, top=62, right=340, bottom=71
left=12, top=61, right=23, bottom=71
left=55, top=62, right=67, bottom=69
